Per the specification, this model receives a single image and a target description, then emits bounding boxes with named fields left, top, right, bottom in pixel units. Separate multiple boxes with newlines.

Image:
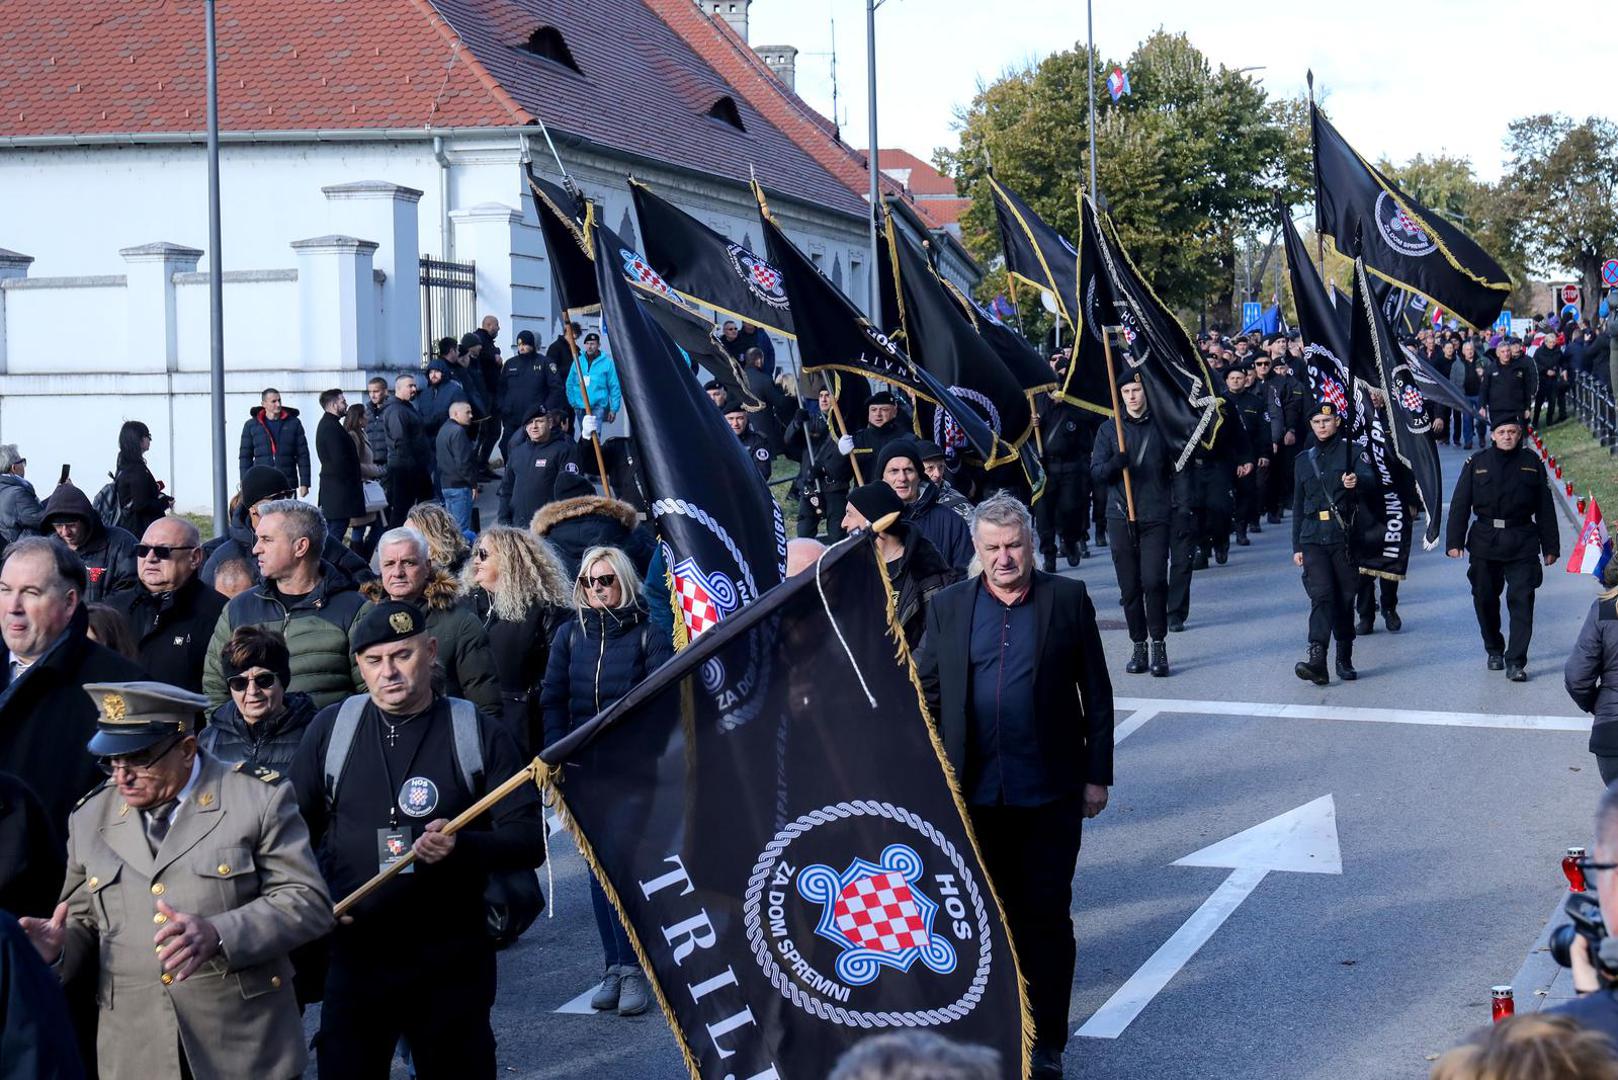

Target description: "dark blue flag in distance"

left=592, top=219, right=786, bottom=645
left=538, top=533, right=1031, bottom=1079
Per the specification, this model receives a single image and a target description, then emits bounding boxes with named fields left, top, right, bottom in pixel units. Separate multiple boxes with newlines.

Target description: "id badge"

left=377, top=828, right=414, bottom=876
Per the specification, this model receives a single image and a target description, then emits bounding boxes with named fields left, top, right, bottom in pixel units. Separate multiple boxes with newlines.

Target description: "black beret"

left=1116, top=368, right=1143, bottom=389
left=915, top=440, right=947, bottom=461
left=703, top=379, right=724, bottom=392
left=582, top=331, right=601, bottom=343
left=867, top=391, right=896, bottom=407
left=351, top=600, right=427, bottom=655
left=1490, top=414, right=1524, bottom=430
left=723, top=401, right=747, bottom=416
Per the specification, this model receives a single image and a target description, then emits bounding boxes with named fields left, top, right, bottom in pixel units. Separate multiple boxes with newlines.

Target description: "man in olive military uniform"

left=1292, top=402, right=1375, bottom=685
left=18, top=682, right=333, bottom=1080
left=291, top=601, right=546, bottom=1079
left=1444, top=415, right=1559, bottom=680
left=724, top=401, right=774, bottom=485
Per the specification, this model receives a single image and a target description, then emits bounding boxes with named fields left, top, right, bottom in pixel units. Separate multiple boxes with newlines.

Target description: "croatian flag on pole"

left=1569, top=498, right=1610, bottom=577
left=1108, top=67, right=1131, bottom=102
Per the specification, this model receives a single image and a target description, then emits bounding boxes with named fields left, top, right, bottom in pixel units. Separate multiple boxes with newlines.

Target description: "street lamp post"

left=1086, top=0, right=1098, bottom=201
left=866, top=0, right=885, bottom=319
left=205, top=0, right=227, bottom=537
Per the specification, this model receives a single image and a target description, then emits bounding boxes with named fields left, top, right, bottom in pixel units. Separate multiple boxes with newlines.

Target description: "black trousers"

left=1354, top=575, right=1399, bottom=619
left=1107, top=518, right=1169, bottom=642
left=1233, top=468, right=1260, bottom=529
left=969, top=796, right=1085, bottom=1056
left=1167, top=508, right=1195, bottom=623
left=1533, top=382, right=1566, bottom=427
left=1300, top=543, right=1357, bottom=647
left=795, top=487, right=848, bottom=541
left=1036, top=468, right=1089, bottom=552
left=1597, top=754, right=1618, bottom=785
left=383, top=467, right=431, bottom=530
left=319, top=934, right=497, bottom=1080
left=1191, top=465, right=1234, bottom=556
left=1468, top=556, right=1541, bottom=664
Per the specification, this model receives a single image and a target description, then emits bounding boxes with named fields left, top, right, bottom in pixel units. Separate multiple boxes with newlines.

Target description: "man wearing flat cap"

left=291, top=601, right=546, bottom=1078
left=1291, top=401, right=1375, bottom=686
left=18, top=681, right=333, bottom=1080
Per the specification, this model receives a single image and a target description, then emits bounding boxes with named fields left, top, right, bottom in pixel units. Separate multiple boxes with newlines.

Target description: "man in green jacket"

left=204, top=500, right=368, bottom=708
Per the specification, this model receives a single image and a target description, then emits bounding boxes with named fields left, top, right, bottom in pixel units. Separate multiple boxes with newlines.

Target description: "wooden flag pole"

left=1100, top=326, right=1136, bottom=524
left=334, top=759, right=542, bottom=918
left=827, top=395, right=865, bottom=486
left=565, top=321, right=614, bottom=500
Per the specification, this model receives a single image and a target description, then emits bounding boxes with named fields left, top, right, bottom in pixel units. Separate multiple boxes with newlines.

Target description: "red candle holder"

left=1566, top=847, right=1589, bottom=892
left=1567, top=481, right=1575, bottom=496
left=1492, top=986, right=1514, bottom=1023
left=1579, top=498, right=1588, bottom=514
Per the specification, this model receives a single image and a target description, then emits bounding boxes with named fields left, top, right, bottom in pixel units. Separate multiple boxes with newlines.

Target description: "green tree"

left=936, top=31, right=1310, bottom=326
left=1498, top=114, right=1618, bottom=311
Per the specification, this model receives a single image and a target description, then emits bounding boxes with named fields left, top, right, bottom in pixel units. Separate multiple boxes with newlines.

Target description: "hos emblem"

left=399, top=776, right=439, bottom=818
left=742, top=801, right=993, bottom=1027
left=1374, top=191, right=1437, bottom=258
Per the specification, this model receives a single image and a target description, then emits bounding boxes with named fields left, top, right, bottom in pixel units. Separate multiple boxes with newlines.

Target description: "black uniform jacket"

left=1445, top=444, right=1559, bottom=562
left=1291, top=434, right=1374, bottom=550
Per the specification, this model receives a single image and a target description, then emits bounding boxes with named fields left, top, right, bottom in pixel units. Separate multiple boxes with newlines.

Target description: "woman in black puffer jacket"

left=197, top=626, right=317, bottom=774
left=530, top=472, right=656, bottom=582
left=1565, top=558, right=1618, bottom=782
left=539, top=544, right=672, bottom=1019
left=114, top=420, right=172, bottom=537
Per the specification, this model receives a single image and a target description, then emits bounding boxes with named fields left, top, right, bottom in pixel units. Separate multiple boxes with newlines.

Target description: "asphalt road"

left=316, top=439, right=1602, bottom=1079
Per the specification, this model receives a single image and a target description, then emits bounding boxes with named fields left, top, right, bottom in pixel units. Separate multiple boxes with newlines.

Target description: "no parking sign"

left=1602, top=259, right=1618, bottom=289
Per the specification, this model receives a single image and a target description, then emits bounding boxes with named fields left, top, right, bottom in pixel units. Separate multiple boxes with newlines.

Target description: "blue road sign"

left=1241, top=302, right=1261, bottom=330
left=1495, top=309, right=1513, bottom=332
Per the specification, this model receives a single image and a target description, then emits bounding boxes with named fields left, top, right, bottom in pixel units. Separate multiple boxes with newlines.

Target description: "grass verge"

left=1539, top=418, right=1618, bottom=516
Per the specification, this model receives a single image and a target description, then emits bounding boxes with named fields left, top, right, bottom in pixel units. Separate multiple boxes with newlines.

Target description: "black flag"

left=526, top=164, right=600, bottom=316
left=1084, top=194, right=1223, bottom=469
left=756, top=184, right=1002, bottom=465
left=592, top=218, right=786, bottom=643
left=629, top=179, right=795, bottom=338
left=539, top=534, right=1031, bottom=1079
left=938, top=276, right=1059, bottom=397
left=1349, top=257, right=1443, bottom=548
left=638, top=289, right=762, bottom=414
left=1365, top=278, right=1480, bottom=418
left=1312, top=104, right=1510, bottom=330
left=884, top=208, right=1036, bottom=464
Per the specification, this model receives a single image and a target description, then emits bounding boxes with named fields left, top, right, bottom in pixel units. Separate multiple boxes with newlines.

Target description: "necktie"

left=144, top=800, right=177, bottom=855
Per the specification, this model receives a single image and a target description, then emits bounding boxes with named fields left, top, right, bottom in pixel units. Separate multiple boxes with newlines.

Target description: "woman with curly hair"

left=459, top=524, right=570, bottom=751
left=406, top=500, right=472, bottom=576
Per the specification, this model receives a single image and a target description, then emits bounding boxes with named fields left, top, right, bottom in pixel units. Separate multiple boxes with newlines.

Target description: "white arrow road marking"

left=1076, top=795, right=1343, bottom=1039
left=1113, top=697, right=1587, bottom=735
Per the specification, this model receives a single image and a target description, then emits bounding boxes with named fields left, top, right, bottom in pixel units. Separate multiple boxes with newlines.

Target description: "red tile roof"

left=878, top=149, right=960, bottom=197
left=912, top=197, right=971, bottom=230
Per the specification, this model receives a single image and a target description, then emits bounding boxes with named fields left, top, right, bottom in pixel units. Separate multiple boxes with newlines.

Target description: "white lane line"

left=554, top=986, right=601, bottom=1014
left=1113, top=697, right=1589, bottom=733
left=1113, top=706, right=1160, bottom=745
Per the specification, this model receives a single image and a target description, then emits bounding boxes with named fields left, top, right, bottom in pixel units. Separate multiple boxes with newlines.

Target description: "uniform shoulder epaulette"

left=232, top=761, right=282, bottom=784
left=73, top=780, right=110, bottom=812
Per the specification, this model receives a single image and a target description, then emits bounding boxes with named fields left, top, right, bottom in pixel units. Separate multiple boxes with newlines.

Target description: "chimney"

left=699, top=0, right=750, bottom=43
left=755, top=44, right=798, bottom=91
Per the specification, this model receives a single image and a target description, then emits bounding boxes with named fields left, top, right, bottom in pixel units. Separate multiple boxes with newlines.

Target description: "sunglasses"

left=581, top=573, right=618, bottom=590
left=134, top=544, right=197, bottom=560
left=226, top=672, right=279, bottom=693
left=473, top=548, right=491, bottom=562
left=96, top=734, right=183, bottom=777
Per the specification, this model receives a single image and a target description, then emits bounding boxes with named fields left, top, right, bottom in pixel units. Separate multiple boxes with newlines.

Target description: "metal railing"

left=419, top=255, right=477, bottom=365
left=1570, top=372, right=1618, bottom=454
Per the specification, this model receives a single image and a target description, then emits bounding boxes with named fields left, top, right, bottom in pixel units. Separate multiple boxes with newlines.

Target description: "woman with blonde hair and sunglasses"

left=406, top=500, right=473, bottom=576
left=539, top=544, right=672, bottom=1017
left=458, top=524, right=570, bottom=752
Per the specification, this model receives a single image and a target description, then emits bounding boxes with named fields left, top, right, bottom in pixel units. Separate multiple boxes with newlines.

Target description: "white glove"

left=837, top=434, right=855, bottom=455
left=581, top=414, right=600, bottom=439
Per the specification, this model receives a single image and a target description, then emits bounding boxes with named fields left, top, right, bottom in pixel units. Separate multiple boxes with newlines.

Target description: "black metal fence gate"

left=419, top=255, right=477, bottom=364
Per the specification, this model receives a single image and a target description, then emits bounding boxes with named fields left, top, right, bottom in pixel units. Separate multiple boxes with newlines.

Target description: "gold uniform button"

left=271, top=976, right=282, bottom=989
left=151, top=883, right=165, bottom=896
left=87, top=877, right=99, bottom=890
left=153, top=913, right=168, bottom=925
left=217, top=864, right=231, bottom=876
left=161, top=973, right=174, bottom=986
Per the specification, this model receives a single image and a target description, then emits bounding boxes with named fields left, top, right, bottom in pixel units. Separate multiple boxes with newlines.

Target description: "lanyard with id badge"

left=374, top=719, right=442, bottom=877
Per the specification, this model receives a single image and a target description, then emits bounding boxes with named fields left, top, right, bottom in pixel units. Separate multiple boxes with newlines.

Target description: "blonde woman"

left=406, top=500, right=472, bottom=575
left=459, top=525, right=569, bottom=751
left=538, top=544, right=671, bottom=1017
left=1565, top=557, right=1618, bottom=782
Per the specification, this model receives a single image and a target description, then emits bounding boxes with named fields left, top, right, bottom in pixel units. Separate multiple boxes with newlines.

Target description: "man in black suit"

left=914, top=491, right=1114, bottom=1080
left=315, top=388, right=364, bottom=544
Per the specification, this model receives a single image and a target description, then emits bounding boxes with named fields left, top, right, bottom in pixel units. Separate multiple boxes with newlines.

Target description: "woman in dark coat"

left=459, top=524, right=570, bottom=752
left=344, top=403, right=384, bottom=558
left=1565, top=559, right=1618, bottom=782
left=198, top=626, right=318, bottom=774
left=539, top=544, right=672, bottom=1020
left=113, top=420, right=171, bottom=536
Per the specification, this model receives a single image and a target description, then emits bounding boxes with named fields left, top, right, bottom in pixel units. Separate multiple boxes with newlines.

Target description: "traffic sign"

left=1602, top=260, right=1618, bottom=288
left=1495, top=309, right=1513, bottom=332
left=1241, top=301, right=1261, bottom=329
left=1563, top=283, right=1582, bottom=307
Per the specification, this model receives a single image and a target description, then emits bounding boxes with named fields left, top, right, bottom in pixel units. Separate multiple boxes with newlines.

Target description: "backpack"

left=92, top=473, right=125, bottom=531
left=322, top=694, right=544, bottom=946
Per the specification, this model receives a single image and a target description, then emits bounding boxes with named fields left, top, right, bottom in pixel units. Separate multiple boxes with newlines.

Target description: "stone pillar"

left=0, top=248, right=34, bottom=375
left=290, top=235, right=378, bottom=371
left=449, top=202, right=521, bottom=343
left=322, top=181, right=424, bottom=368
left=118, top=242, right=202, bottom=372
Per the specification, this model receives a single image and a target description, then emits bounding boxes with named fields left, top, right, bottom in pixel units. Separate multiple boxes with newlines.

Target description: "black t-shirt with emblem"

left=290, top=696, right=545, bottom=933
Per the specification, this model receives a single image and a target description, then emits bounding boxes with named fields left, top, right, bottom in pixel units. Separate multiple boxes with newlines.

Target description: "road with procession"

left=311, top=440, right=1600, bottom=1079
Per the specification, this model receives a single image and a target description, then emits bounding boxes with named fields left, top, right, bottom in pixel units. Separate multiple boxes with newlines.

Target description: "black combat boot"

left=1335, top=642, right=1357, bottom=681
left=1126, top=641, right=1149, bottom=674
left=1235, top=525, right=1250, bottom=546
left=1214, top=541, right=1229, bottom=565
left=1078, top=538, right=1091, bottom=559
left=1192, top=549, right=1209, bottom=571
left=1042, top=549, right=1057, bottom=574
left=1064, top=539, right=1081, bottom=567
left=1150, top=639, right=1169, bottom=677
left=1295, top=643, right=1329, bottom=686
left=1383, top=608, right=1402, bottom=633
left=1355, top=614, right=1374, bottom=636
left=1095, top=529, right=1108, bottom=549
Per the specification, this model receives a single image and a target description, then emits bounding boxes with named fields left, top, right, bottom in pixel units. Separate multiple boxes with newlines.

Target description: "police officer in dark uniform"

left=1090, top=369, right=1184, bottom=677
left=1036, top=388, right=1097, bottom=572
left=784, top=387, right=852, bottom=540
left=1444, top=415, right=1559, bottom=680
left=290, top=602, right=546, bottom=1079
left=1223, top=362, right=1270, bottom=545
left=724, top=401, right=774, bottom=485
left=1292, top=401, right=1374, bottom=685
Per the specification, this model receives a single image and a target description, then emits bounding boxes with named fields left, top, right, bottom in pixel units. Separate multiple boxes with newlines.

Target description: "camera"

left=1550, top=892, right=1618, bottom=985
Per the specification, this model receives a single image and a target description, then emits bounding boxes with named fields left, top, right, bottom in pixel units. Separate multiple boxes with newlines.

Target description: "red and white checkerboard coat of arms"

left=669, top=555, right=739, bottom=638
left=725, top=242, right=790, bottom=310
left=797, top=844, right=956, bottom=986
left=1400, top=382, right=1426, bottom=415
left=619, top=248, right=676, bottom=298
